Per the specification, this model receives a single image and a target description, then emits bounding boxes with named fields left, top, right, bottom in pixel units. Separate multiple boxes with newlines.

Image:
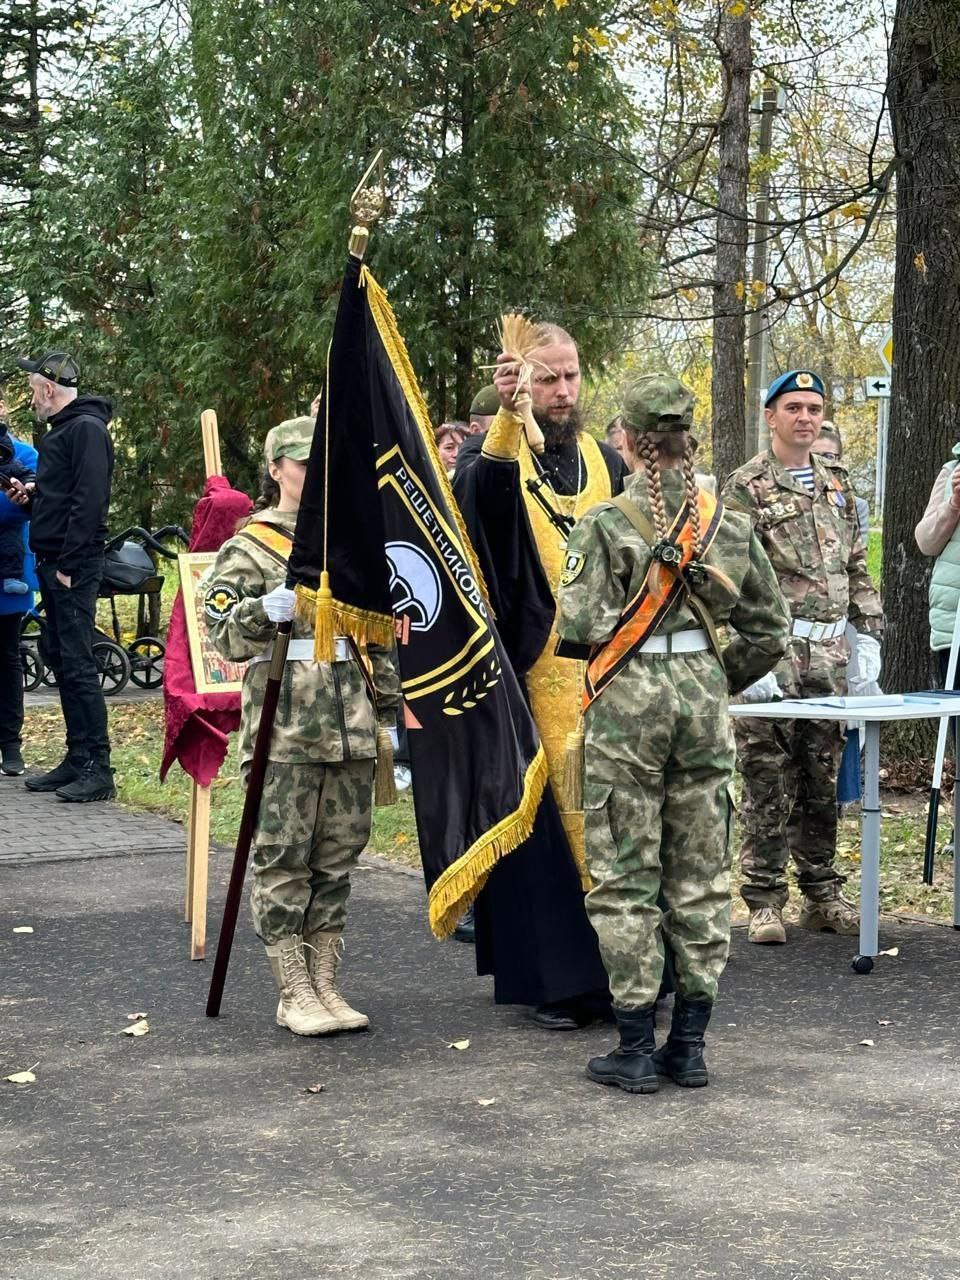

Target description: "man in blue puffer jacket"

left=0, top=389, right=39, bottom=777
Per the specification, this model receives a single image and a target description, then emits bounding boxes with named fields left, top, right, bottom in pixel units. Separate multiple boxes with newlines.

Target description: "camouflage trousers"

left=249, top=758, right=375, bottom=944
left=582, top=652, right=736, bottom=1010
left=735, top=635, right=846, bottom=910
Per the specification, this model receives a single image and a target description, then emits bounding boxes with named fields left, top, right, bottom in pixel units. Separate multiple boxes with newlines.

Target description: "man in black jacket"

left=8, top=352, right=116, bottom=801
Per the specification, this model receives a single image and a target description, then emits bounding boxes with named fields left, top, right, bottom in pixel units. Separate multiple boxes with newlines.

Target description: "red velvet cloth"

left=160, top=475, right=254, bottom=786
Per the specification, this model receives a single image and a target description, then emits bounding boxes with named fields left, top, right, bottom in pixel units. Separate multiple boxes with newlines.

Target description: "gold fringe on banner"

left=427, top=747, right=548, bottom=940
left=294, top=583, right=395, bottom=658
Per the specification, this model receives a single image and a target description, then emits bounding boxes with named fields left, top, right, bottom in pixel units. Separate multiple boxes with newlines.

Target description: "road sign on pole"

left=864, top=376, right=891, bottom=399
left=878, top=330, right=893, bottom=374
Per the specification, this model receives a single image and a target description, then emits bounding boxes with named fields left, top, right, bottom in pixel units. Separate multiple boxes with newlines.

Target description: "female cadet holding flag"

left=203, top=417, right=399, bottom=1037
left=555, top=375, right=789, bottom=1094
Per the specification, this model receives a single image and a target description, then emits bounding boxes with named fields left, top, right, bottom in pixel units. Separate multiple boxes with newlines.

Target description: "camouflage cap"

left=264, top=416, right=314, bottom=463
left=469, top=385, right=500, bottom=417
left=621, top=373, right=695, bottom=434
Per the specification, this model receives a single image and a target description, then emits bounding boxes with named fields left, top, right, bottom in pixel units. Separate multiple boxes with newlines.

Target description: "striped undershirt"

left=787, top=465, right=815, bottom=495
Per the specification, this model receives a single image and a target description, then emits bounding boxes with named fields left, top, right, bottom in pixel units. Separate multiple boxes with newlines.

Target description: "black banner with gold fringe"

left=288, top=255, right=546, bottom=937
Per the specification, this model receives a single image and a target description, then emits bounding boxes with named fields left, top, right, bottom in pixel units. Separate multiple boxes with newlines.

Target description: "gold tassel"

left=562, top=717, right=585, bottom=813
left=374, top=727, right=398, bottom=807
left=314, top=569, right=336, bottom=663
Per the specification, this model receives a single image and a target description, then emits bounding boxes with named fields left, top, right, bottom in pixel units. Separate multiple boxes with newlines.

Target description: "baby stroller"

left=20, top=525, right=188, bottom=695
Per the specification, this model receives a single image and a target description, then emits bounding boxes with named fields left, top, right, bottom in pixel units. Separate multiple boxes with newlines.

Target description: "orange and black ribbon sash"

left=237, top=521, right=294, bottom=570
left=583, top=488, right=723, bottom=709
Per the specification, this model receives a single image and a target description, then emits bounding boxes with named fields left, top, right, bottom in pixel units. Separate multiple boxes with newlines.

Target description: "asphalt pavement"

left=2, top=773, right=960, bottom=1280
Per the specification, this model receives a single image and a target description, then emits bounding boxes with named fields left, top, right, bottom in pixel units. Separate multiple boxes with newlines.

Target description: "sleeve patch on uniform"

left=559, top=551, right=586, bottom=586
left=203, top=583, right=240, bottom=621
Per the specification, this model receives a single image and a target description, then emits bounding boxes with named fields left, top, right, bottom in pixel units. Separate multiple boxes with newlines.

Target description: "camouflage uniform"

left=722, top=451, right=883, bottom=910
left=203, top=505, right=400, bottom=944
left=556, top=468, right=789, bottom=1009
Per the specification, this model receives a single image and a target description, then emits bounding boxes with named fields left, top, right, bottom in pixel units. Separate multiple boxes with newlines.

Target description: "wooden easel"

left=183, top=408, right=222, bottom=959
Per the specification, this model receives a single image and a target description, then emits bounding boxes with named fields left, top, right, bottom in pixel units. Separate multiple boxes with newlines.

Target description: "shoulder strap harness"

left=583, top=488, right=724, bottom=710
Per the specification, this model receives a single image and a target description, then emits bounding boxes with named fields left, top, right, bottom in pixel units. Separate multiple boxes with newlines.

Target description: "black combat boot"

left=651, top=995, right=712, bottom=1088
left=55, top=753, right=116, bottom=803
left=24, top=751, right=88, bottom=792
left=586, top=1005, right=659, bottom=1094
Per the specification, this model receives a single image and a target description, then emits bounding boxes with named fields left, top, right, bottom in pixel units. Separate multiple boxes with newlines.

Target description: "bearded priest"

left=454, top=323, right=628, bottom=1031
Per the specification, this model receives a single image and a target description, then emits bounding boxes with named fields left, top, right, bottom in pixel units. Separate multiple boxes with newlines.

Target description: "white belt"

left=249, top=636, right=351, bottom=664
left=791, top=616, right=847, bottom=642
left=638, top=628, right=710, bottom=656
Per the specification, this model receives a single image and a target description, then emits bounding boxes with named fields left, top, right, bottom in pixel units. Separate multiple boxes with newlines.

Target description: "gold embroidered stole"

left=518, top=433, right=611, bottom=887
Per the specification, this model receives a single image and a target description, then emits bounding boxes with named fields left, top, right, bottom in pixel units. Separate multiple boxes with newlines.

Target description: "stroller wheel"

left=93, top=640, right=131, bottom=695
left=20, top=645, right=44, bottom=693
left=128, top=637, right=165, bottom=689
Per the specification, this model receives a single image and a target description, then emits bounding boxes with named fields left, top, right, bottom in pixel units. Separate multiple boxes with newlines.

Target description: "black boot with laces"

left=55, top=754, right=116, bottom=803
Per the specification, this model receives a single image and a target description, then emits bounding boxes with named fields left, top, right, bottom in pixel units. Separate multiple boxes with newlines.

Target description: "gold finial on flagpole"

left=349, top=149, right=386, bottom=259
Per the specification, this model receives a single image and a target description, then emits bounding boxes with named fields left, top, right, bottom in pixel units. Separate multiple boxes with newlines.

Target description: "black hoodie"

left=29, top=396, right=115, bottom=575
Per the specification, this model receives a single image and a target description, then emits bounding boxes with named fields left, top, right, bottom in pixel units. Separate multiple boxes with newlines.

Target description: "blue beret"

left=765, top=369, right=825, bottom=406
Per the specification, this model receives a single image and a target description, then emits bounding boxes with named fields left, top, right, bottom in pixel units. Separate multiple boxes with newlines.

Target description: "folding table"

left=729, top=693, right=960, bottom=972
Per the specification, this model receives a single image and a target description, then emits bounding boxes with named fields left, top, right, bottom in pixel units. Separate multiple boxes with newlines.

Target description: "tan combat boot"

left=797, top=892, right=860, bottom=935
left=264, top=936, right=341, bottom=1036
left=304, top=929, right=369, bottom=1031
left=747, top=905, right=786, bottom=945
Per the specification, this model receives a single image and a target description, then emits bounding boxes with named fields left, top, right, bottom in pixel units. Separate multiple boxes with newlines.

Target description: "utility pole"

left=745, top=85, right=783, bottom=457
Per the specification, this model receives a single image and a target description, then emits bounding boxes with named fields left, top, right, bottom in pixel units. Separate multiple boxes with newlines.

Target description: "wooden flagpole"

left=183, top=408, right=221, bottom=959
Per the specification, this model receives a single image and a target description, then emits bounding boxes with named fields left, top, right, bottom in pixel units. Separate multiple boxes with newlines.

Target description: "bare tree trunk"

left=884, top=0, right=960, bottom=754
left=710, top=6, right=751, bottom=485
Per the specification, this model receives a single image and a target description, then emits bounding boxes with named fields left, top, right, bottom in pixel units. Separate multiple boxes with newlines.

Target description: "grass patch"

left=867, top=528, right=881, bottom=587
left=24, top=698, right=957, bottom=922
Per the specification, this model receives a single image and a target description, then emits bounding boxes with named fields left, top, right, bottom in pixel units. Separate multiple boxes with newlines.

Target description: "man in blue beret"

left=722, top=369, right=884, bottom=945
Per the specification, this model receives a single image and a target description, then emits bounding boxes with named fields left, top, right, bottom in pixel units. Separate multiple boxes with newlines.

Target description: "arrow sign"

left=864, top=375, right=891, bottom=398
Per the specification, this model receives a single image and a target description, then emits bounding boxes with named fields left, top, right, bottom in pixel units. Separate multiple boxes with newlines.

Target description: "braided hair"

left=636, top=431, right=735, bottom=595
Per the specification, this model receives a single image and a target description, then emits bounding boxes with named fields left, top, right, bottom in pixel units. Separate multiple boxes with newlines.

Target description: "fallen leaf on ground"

left=878, top=947, right=900, bottom=957
left=121, top=1019, right=149, bottom=1037
left=877, top=1019, right=893, bottom=1026
left=126, top=1012, right=148, bottom=1021
left=12, top=926, right=33, bottom=934
left=447, top=1039, right=470, bottom=1051
left=477, top=1098, right=496, bottom=1107
left=4, top=1069, right=37, bottom=1084
left=858, top=1039, right=875, bottom=1047
left=304, top=1083, right=326, bottom=1094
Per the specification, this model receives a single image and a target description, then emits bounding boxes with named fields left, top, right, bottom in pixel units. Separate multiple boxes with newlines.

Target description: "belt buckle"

left=813, top=622, right=826, bottom=642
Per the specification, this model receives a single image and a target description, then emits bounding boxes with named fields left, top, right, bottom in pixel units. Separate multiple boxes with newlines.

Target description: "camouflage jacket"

left=722, top=450, right=883, bottom=637
left=202, top=507, right=400, bottom=767
left=555, top=470, right=790, bottom=695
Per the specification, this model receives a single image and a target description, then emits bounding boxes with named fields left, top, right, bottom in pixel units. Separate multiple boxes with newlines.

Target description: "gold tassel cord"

left=561, top=716, right=585, bottom=813
left=427, top=747, right=548, bottom=939
left=374, top=727, right=398, bottom=807
left=314, top=570, right=336, bottom=663
left=294, top=583, right=395, bottom=658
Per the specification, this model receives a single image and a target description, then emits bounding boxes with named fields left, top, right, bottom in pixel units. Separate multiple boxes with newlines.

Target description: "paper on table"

left=804, top=695, right=905, bottom=710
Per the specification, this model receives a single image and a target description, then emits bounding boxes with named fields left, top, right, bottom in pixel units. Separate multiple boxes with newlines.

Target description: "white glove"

left=261, top=585, right=296, bottom=622
left=855, top=633, right=882, bottom=684
left=741, top=672, right=782, bottom=703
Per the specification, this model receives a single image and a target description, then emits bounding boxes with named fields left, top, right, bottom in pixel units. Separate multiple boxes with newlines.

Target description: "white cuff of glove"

left=261, top=585, right=297, bottom=622
left=741, top=673, right=782, bottom=704
left=856, top=633, right=882, bottom=684
left=387, top=727, right=399, bottom=752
